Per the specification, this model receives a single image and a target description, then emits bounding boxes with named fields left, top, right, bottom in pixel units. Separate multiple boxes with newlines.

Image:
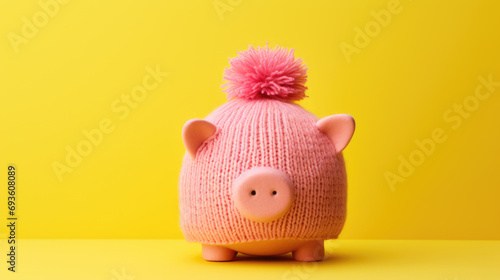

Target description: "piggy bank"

left=179, top=45, right=355, bottom=261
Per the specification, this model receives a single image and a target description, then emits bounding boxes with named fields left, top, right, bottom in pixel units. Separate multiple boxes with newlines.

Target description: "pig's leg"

left=292, top=240, right=324, bottom=261
left=202, top=244, right=237, bottom=261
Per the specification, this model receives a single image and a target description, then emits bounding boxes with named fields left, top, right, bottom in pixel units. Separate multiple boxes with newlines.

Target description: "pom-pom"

left=222, top=44, right=308, bottom=101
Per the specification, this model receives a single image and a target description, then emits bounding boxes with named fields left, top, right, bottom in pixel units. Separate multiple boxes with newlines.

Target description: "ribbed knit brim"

left=179, top=98, right=347, bottom=245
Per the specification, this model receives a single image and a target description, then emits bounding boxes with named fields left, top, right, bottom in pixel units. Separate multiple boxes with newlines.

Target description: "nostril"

left=251, top=190, right=256, bottom=196
left=272, top=191, right=277, bottom=195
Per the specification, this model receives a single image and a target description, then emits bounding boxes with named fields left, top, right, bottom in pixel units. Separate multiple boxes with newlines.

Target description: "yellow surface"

left=0, top=239, right=499, bottom=279
left=0, top=0, right=500, bottom=239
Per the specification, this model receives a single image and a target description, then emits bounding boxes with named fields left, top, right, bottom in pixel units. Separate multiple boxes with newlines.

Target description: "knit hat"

left=179, top=45, right=353, bottom=245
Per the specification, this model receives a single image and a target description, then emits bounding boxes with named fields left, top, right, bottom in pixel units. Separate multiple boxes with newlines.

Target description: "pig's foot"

left=202, top=244, right=237, bottom=261
left=292, top=240, right=324, bottom=261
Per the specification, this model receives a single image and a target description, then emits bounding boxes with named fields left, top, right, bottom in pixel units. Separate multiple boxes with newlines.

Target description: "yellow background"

left=2, top=239, right=500, bottom=279
left=0, top=0, right=499, bottom=240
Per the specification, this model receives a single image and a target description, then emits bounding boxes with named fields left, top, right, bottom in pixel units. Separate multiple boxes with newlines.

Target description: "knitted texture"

left=179, top=98, right=347, bottom=245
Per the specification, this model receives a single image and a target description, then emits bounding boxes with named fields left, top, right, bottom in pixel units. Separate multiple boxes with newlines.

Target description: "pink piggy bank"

left=179, top=45, right=355, bottom=261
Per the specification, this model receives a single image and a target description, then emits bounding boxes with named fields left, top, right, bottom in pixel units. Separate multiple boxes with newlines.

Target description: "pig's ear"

left=316, top=114, right=355, bottom=155
left=182, top=119, right=218, bottom=159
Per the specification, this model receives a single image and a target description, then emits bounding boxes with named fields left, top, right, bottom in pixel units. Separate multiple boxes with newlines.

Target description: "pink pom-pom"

left=222, top=45, right=308, bottom=101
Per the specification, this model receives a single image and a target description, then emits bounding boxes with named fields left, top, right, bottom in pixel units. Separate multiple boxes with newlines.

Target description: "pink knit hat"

left=179, top=45, right=353, bottom=245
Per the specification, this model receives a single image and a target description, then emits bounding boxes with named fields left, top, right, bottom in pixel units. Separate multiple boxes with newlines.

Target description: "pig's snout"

left=232, top=167, right=295, bottom=223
